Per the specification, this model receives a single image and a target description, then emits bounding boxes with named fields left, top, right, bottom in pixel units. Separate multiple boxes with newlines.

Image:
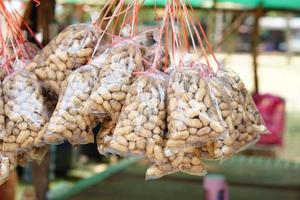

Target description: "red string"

left=168, top=4, right=180, bottom=61
left=186, top=1, right=219, bottom=67
left=177, top=0, right=212, bottom=72
left=0, top=26, right=5, bottom=56
left=177, top=1, right=198, bottom=56
left=33, top=0, right=40, bottom=7
left=175, top=0, right=189, bottom=52
left=0, top=0, right=39, bottom=73
left=149, top=4, right=169, bottom=71
left=91, top=0, right=126, bottom=59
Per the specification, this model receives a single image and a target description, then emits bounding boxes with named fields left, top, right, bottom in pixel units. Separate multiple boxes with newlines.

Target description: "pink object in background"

left=252, top=93, right=285, bottom=146
left=203, top=174, right=229, bottom=200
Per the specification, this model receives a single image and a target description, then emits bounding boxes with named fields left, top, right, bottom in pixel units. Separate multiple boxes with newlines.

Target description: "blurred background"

left=1, top=0, right=300, bottom=200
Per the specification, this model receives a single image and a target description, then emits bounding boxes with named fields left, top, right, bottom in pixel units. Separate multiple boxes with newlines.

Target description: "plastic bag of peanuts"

left=165, top=62, right=230, bottom=156
left=0, top=155, right=10, bottom=185
left=196, top=73, right=237, bottom=159
left=194, top=65, right=268, bottom=160
left=145, top=146, right=207, bottom=180
left=94, top=44, right=165, bottom=156
left=26, top=24, right=100, bottom=96
left=84, top=40, right=144, bottom=121
left=44, top=65, right=98, bottom=145
left=216, top=66, right=268, bottom=152
left=107, top=70, right=167, bottom=160
left=2, top=71, right=50, bottom=152
left=0, top=153, right=16, bottom=185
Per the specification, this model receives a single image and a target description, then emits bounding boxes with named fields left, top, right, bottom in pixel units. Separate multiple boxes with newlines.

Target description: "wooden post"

left=23, top=0, right=56, bottom=199
left=251, top=7, right=263, bottom=93
left=286, top=13, right=292, bottom=65
left=22, top=0, right=38, bottom=44
left=215, top=11, right=223, bottom=51
left=38, top=0, right=56, bottom=45
left=32, top=151, right=51, bottom=200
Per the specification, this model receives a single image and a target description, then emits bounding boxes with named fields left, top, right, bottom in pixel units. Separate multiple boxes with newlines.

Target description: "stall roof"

left=56, top=0, right=300, bottom=11
left=143, top=0, right=300, bottom=11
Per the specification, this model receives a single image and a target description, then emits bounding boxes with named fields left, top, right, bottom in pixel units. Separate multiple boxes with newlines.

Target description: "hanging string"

left=178, top=0, right=212, bottom=71
left=168, top=4, right=180, bottom=59
left=186, top=1, right=219, bottom=67
left=149, top=3, right=170, bottom=71
left=0, top=0, right=39, bottom=72
left=175, top=0, right=189, bottom=52
left=90, top=0, right=126, bottom=59
left=178, top=1, right=198, bottom=56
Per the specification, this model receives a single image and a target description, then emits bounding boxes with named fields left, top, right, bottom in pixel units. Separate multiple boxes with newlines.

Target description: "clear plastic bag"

left=44, top=65, right=98, bottom=145
left=197, top=66, right=268, bottom=159
left=144, top=45, right=169, bottom=71
left=0, top=155, right=10, bottom=185
left=138, top=31, right=169, bottom=71
left=109, top=71, right=167, bottom=161
left=33, top=89, right=57, bottom=148
left=0, top=152, right=16, bottom=185
left=195, top=73, right=236, bottom=159
left=85, top=40, right=144, bottom=121
left=26, top=24, right=100, bottom=95
left=2, top=71, right=50, bottom=152
left=216, top=66, right=268, bottom=152
left=165, top=66, right=229, bottom=156
left=145, top=147, right=207, bottom=180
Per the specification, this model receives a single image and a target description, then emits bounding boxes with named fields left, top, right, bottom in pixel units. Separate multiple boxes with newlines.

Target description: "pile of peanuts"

left=44, top=65, right=99, bottom=145
left=26, top=24, right=99, bottom=95
left=85, top=42, right=143, bottom=121
left=146, top=147, right=206, bottom=180
left=196, top=77, right=236, bottom=159
left=109, top=72, right=167, bottom=161
left=2, top=71, right=49, bottom=152
left=165, top=67, right=228, bottom=156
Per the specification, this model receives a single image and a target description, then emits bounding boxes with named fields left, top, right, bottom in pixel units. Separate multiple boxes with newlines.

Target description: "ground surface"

left=70, top=160, right=300, bottom=200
